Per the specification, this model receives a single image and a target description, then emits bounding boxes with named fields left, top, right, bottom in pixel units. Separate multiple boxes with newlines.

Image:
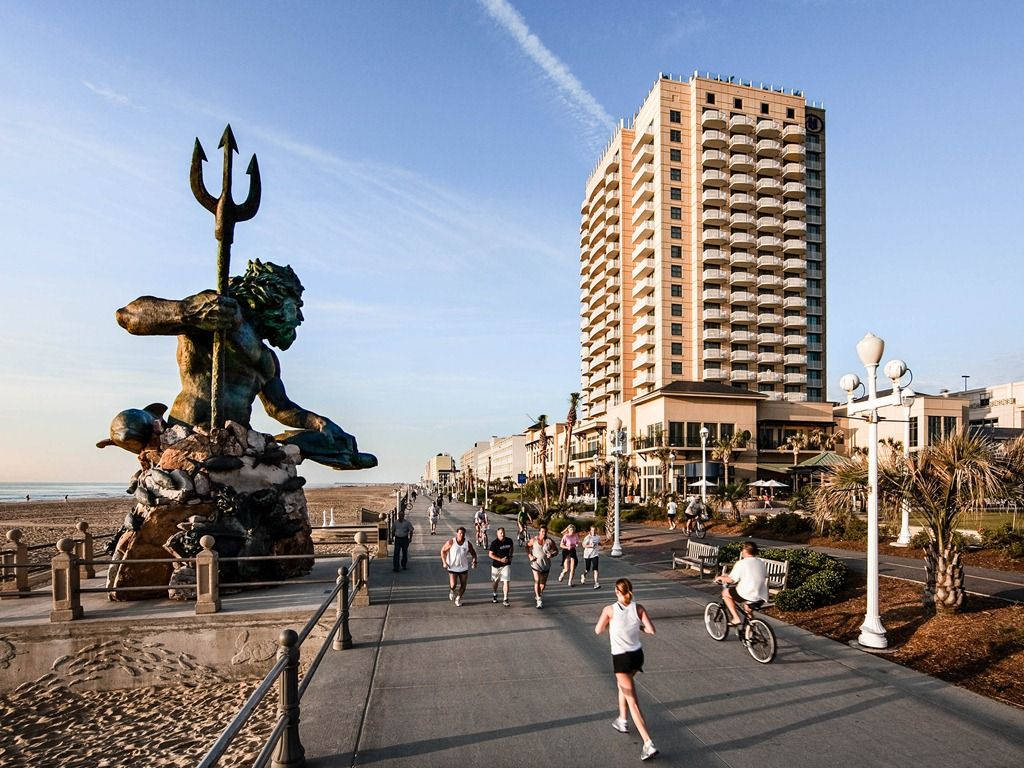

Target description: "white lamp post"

left=894, top=390, right=916, bottom=546
left=840, top=332, right=913, bottom=650
left=610, top=418, right=626, bottom=557
left=669, top=451, right=676, bottom=497
left=699, top=426, right=710, bottom=504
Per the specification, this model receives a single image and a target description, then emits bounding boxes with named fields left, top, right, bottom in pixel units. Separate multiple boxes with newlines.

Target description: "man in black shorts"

left=488, top=527, right=514, bottom=607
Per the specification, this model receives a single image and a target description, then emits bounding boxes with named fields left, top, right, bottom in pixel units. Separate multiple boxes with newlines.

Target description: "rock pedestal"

left=109, top=421, right=313, bottom=600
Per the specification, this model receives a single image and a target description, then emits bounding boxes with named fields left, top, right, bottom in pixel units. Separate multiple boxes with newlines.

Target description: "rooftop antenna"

left=962, top=375, right=970, bottom=392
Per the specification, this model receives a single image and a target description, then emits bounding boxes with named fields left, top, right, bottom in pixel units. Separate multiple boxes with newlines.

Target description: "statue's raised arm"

left=116, top=291, right=242, bottom=337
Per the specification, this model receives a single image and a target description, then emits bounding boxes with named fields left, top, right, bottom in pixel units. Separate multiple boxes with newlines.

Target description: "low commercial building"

left=834, top=390, right=968, bottom=453
left=422, top=453, right=456, bottom=493
left=964, top=380, right=1024, bottom=430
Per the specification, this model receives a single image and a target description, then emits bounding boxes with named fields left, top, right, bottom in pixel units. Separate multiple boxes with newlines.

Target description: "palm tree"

left=810, top=428, right=845, bottom=452
left=534, top=414, right=551, bottom=515
left=784, top=432, right=807, bottom=466
left=712, top=430, right=749, bottom=485
left=558, top=392, right=581, bottom=504
left=815, top=431, right=1024, bottom=613
left=713, top=481, right=749, bottom=523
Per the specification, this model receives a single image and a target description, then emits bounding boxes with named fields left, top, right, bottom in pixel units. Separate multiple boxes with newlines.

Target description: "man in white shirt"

left=714, top=541, right=769, bottom=625
left=666, top=497, right=678, bottom=530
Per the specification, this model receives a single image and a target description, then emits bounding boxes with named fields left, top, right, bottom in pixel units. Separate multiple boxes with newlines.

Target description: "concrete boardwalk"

left=301, top=498, right=1024, bottom=767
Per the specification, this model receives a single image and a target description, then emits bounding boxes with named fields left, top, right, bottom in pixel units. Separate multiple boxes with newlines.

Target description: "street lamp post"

left=840, top=332, right=914, bottom=650
left=894, top=391, right=916, bottom=546
left=669, top=451, right=676, bottom=497
left=610, top=418, right=626, bottom=557
left=699, top=426, right=709, bottom=504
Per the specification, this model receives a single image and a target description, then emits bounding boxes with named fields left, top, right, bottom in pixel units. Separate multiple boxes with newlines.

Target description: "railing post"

left=271, top=629, right=305, bottom=768
left=195, top=535, right=220, bottom=615
left=50, top=538, right=82, bottom=622
left=332, top=566, right=352, bottom=650
left=351, top=533, right=371, bottom=607
left=76, top=521, right=95, bottom=579
left=2, top=529, right=29, bottom=598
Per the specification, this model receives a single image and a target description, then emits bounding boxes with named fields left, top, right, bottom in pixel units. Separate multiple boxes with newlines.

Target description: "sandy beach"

left=0, top=483, right=399, bottom=766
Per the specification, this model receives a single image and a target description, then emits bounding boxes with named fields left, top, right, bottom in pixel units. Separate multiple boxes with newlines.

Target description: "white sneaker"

left=594, top=583, right=601, bottom=590
left=503, top=599, right=510, bottom=607
left=448, top=589, right=454, bottom=601
left=492, top=593, right=498, bottom=603
left=640, top=741, right=658, bottom=761
left=454, top=596, right=462, bottom=607
left=580, top=573, right=586, bottom=584
left=612, top=718, right=628, bottom=733
left=558, top=572, right=565, bottom=582
left=536, top=598, right=543, bottom=609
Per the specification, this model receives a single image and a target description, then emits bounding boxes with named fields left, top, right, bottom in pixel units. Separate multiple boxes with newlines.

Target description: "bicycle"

left=703, top=597, right=777, bottom=663
left=684, top=513, right=708, bottom=540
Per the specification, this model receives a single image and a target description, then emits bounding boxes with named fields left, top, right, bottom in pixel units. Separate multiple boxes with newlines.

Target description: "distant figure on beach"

left=64, top=494, right=69, bottom=502
left=25, top=494, right=30, bottom=502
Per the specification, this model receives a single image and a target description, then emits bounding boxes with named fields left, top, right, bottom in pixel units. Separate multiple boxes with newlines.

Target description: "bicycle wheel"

left=745, top=619, right=777, bottom=663
left=694, top=519, right=707, bottom=540
left=704, top=602, right=728, bottom=641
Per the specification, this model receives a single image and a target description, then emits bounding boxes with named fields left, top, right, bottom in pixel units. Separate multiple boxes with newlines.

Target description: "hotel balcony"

left=757, top=294, right=782, bottom=308
left=783, top=276, right=806, bottom=290
left=782, top=124, right=805, bottom=142
left=703, top=188, right=728, bottom=206
left=758, top=332, right=784, bottom=344
left=763, top=392, right=784, bottom=401
left=633, top=333, right=656, bottom=351
left=730, top=212, right=756, bottom=229
left=631, top=181, right=656, bottom=207
left=729, top=153, right=755, bottom=172
left=756, top=119, right=782, bottom=138
left=703, top=348, right=726, bottom=362
left=785, top=354, right=808, bottom=366
left=703, top=228, right=728, bottom=246
left=703, top=327, right=728, bottom=342
left=703, top=287, right=728, bottom=302
left=783, top=182, right=806, bottom=199
left=730, top=290, right=756, bottom=304
left=702, top=129, right=728, bottom=148
left=729, top=270, right=756, bottom=286
left=702, top=169, right=728, bottom=187
left=632, top=219, right=655, bottom=243
left=633, top=370, right=656, bottom=387
left=730, top=251, right=756, bottom=268
left=758, top=254, right=784, bottom=269
left=632, top=257, right=654, bottom=280
left=756, top=196, right=782, bottom=214
left=784, top=296, right=807, bottom=310
left=702, top=207, right=728, bottom=226
left=633, top=201, right=656, bottom=224
left=758, top=312, right=783, bottom=325
left=634, top=313, right=656, bottom=333
left=731, top=350, right=757, bottom=363
left=606, top=206, right=621, bottom=224
left=703, top=307, right=729, bottom=322
left=606, top=258, right=620, bottom=277
left=704, top=368, right=727, bottom=382
left=782, top=257, right=805, bottom=272
left=634, top=352, right=655, bottom=369
left=633, top=294, right=656, bottom=314
left=730, top=193, right=755, bottom=210
left=731, top=310, right=757, bottom=323
left=606, top=171, right=620, bottom=188
left=730, top=133, right=755, bottom=153
left=631, top=128, right=654, bottom=152
left=784, top=334, right=807, bottom=347
left=759, top=371, right=784, bottom=384
left=729, top=113, right=756, bottom=132
left=784, top=392, right=808, bottom=403
left=731, top=329, right=757, bottom=343
left=782, top=162, right=804, bottom=180
left=783, top=315, right=808, bottom=328
left=757, top=235, right=783, bottom=251
left=756, top=177, right=783, bottom=195
left=757, top=274, right=783, bottom=289
left=782, top=144, right=806, bottom=162
left=783, top=219, right=806, bottom=235
left=702, top=248, right=728, bottom=265
left=633, top=163, right=654, bottom=184
left=729, top=173, right=755, bottom=191
left=730, top=232, right=756, bottom=248
left=731, top=370, right=756, bottom=383
left=635, top=239, right=655, bottom=259
left=606, top=345, right=621, bottom=360
left=783, top=200, right=806, bottom=216
left=783, top=239, right=806, bottom=254
left=755, top=138, right=782, bottom=157
left=632, top=142, right=654, bottom=168
left=703, top=267, right=728, bottom=283
left=757, top=215, right=782, bottom=232
left=758, top=352, right=784, bottom=364
left=605, top=223, right=620, bottom=241
left=785, top=373, right=808, bottom=385
left=756, top=158, right=782, bottom=176
left=701, top=109, right=727, bottom=130
left=702, top=149, right=728, bottom=168
left=632, top=276, right=657, bottom=298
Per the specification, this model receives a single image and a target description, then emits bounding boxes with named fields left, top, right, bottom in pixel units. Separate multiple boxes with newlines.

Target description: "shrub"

left=717, top=543, right=847, bottom=612
left=742, top=512, right=813, bottom=539
left=980, top=523, right=1024, bottom=559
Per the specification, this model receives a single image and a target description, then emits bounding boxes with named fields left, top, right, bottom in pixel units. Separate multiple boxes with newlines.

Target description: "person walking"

left=595, top=578, right=658, bottom=761
left=666, top=496, right=678, bottom=531
left=582, top=525, right=601, bottom=589
left=428, top=501, right=439, bottom=535
left=527, top=525, right=558, bottom=609
left=488, top=527, right=514, bottom=607
left=392, top=510, right=414, bottom=571
left=558, top=524, right=580, bottom=586
left=440, top=527, right=477, bottom=607
left=436, top=492, right=444, bottom=514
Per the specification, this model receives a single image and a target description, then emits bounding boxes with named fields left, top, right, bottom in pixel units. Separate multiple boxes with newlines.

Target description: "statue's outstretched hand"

left=182, top=292, right=242, bottom=332
left=318, top=421, right=357, bottom=454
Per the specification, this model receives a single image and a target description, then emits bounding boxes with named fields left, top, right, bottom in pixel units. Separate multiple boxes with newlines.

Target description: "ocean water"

left=0, top=482, right=128, bottom=502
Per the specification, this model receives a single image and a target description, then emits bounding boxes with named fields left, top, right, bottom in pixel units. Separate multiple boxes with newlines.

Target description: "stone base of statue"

left=107, top=420, right=313, bottom=601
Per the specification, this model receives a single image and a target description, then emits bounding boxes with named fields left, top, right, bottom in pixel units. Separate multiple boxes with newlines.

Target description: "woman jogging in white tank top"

left=595, top=578, right=658, bottom=761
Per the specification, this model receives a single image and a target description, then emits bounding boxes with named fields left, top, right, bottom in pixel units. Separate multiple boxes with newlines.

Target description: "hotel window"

left=671, top=362, right=683, bottom=375
left=908, top=416, right=919, bottom=448
left=808, top=388, right=821, bottom=399
left=671, top=323, right=682, bottom=336
left=670, top=110, right=681, bottom=123
left=687, top=422, right=702, bottom=446
left=786, top=107, right=795, bottom=119
left=671, top=342, right=682, bottom=355
left=808, top=224, right=821, bottom=236
left=670, top=149, right=682, bottom=162
left=928, top=415, right=942, bottom=444
left=760, top=103, right=769, bottom=114
left=808, top=352, right=821, bottom=364
left=808, top=205, right=821, bottom=217
left=808, top=170, right=821, bottom=183
left=668, top=421, right=685, bottom=446
left=808, top=189, right=821, bottom=201
left=670, top=187, right=681, bottom=200
left=671, top=226, right=682, bottom=239
left=670, top=284, right=682, bottom=297
left=671, top=303, right=683, bottom=316
left=808, top=243, right=821, bottom=255
left=670, top=168, right=681, bottom=181
left=670, top=129, right=681, bottom=142
left=706, top=93, right=715, bottom=104
left=670, top=206, right=682, bottom=220
left=720, top=423, right=735, bottom=439
left=733, top=98, right=742, bottom=108
left=807, top=151, right=821, bottom=163
left=944, top=416, right=957, bottom=436
left=670, top=265, right=682, bottom=278
left=671, top=245, right=682, bottom=258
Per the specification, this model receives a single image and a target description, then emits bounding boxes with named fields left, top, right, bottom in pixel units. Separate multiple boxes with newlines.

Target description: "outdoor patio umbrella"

left=688, top=479, right=717, bottom=487
left=762, top=480, right=788, bottom=488
left=748, top=480, right=767, bottom=487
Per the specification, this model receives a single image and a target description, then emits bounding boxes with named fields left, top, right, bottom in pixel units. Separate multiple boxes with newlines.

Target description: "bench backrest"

left=763, top=557, right=789, bottom=592
left=684, top=540, right=720, bottom=559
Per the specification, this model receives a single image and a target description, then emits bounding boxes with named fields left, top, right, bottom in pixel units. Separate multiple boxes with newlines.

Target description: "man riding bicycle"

left=474, top=506, right=489, bottom=546
left=683, top=495, right=704, bottom=535
left=516, top=504, right=530, bottom=543
left=713, top=541, right=769, bottom=626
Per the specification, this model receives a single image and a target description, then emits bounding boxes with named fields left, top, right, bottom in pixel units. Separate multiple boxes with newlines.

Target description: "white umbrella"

left=763, top=479, right=789, bottom=488
left=688, top=479, right=718, bottom=488
left=748, top=479, right=767, bottom=487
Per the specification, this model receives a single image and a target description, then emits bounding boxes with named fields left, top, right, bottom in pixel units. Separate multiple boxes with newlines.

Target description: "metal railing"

left=195, top=549, right=372, bottom=768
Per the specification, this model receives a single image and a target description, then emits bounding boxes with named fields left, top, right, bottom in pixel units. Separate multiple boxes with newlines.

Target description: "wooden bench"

left=719, top=557, right=790, bottom=605
left=671, top=540, right=720, bottom=580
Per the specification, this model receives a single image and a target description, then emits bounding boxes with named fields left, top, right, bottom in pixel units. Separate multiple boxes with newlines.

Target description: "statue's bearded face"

left=261, top=297, right=304, bottom=350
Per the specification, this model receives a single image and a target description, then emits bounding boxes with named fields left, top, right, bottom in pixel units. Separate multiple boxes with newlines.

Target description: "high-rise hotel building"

left=579, top=72, right=826, bottom=420
left=572, top=72, right=835, bottom=494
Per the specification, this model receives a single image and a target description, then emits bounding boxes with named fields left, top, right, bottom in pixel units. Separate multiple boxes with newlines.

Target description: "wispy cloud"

left=82, top=80, right=131, bottom=106
left=478, top=0, right=614, bottom=150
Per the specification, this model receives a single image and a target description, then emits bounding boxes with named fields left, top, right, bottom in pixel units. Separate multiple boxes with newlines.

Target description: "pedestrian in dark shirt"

left=393, top=510, right=414, bottom=571
left=488, top=527, right=514, bottom=607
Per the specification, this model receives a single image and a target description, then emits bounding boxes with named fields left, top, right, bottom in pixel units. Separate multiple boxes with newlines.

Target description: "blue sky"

left=1, top=1, right=1022, bottom=483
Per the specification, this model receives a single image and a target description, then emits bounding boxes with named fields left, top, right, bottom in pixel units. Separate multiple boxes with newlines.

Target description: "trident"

left=189, top=124, right=261, bottom=430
